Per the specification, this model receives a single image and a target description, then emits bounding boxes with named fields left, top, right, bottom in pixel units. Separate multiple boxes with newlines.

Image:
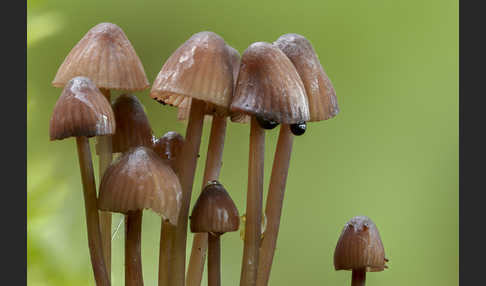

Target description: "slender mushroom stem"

left=158, top=220, right=175, bottom=286
left=166, top=98, right=206, bottom=286
left=75, top=136, right=111, bottom=286
left=186, top=115, right=227, bottom=286
left=125, top=210, right=144, bottom=286
left=351, top=269, right=366, bottom=286
left=207, top=234, right=221, bottom=286
left=256, top=125, right=294, bottom=286
left=98, top=88, right=113, bottom=277
left=240, top=117, right=265, bottom=286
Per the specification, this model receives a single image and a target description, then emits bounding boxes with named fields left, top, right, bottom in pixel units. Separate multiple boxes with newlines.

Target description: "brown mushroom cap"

left=150, top=31, right=234, bottom=115
left=49, top=76, right=115, bottom=140
left=52, top=22, right=149, bottom=91
left=98, top=146, right=182, bottom=225
left=334, top=216, right=388, bottom=272
left=230, top=42, right=310, bottom=124
left=190, top=180, right=240, bottom=234
left=274, top=33, right=339, bottom=121
left=111, top=94, right=153, bottom=153
left=152, top=131, right=185, bottom=173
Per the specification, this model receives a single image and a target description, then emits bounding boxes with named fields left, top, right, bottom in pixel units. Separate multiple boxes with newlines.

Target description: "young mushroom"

left=98, top=146, right=183, bottom=286
left=52, top=22, right=150, bottom=273
left=190, top=181, right=239, bottom=286
left=230, top=42, right=309, bottom=286
left=150, top=31, right=235, bottom=286
left=256, top=34, right=339, bottom=286
left=334, top=216, right=388, bottom=286
left=49, top=76, right=115, bottom=286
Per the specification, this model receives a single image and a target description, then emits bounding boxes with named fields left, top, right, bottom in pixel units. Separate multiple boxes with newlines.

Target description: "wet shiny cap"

left=49, top=76, right=115, bottom=140
left=112, top=94, right=153, bottom=153
left=334, top=216, right=388, bottom=272
left=190, top=180, right=240, bottom=234
left=98, top=146, right=182, bottom=225
left=230, top=42, right=310, bottom=124
left=274, top=33, right=339, bottom=121
left=152, top=131, right=185, bottom=173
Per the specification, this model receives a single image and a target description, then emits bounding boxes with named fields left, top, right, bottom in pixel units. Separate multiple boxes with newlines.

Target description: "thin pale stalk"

left=351, top=269, right=366, bottom=286
left=240, top=117, right=265, bottom=286
left=207, top=234, right=221, bottom=286
left=186, top=116, right=227, bottom=286
left=256, top=125, right=293, bottom=286
left=167, top=99, right=205, bottom=286
left=125, top=211, right=144, bottom=286
left=76, top=136, right=111, bottom=286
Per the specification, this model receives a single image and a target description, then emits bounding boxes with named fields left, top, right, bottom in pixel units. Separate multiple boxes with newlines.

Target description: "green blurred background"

left=27, top=0, right=458, bottom=285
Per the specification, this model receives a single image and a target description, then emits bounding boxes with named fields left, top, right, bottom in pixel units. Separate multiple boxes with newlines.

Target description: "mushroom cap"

left=190, top=180, right=240, bottom=234
left=152, top=131, right=185, bottom=173
left=49, top=76, right=115, bottom=140
left=111, top=94, right=153, bottom=153
left=226, top=44, right=250, bottom=124
left=334, top=216, right=388, bottom=272
left=98, top=146, right=182, bottom=225
left=230, top=42, right=310, bottom=124
left=150, top=31, right=234, bottom=115
left=52, top=22, right=149, bottom=91
left=274, top=33, right=339, bottom=121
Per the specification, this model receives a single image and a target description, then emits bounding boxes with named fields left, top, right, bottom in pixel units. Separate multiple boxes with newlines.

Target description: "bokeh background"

left=27, top=0, right=458, bottom=285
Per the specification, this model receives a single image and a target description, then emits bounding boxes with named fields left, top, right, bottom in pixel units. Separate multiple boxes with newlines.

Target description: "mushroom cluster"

left=49, top=22, right=387, bottom=286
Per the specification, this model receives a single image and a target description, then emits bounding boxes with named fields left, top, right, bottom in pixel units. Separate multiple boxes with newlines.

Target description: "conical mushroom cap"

left=150, top=31, right=234, bottom=115
left=226, top=44, right=250, bottom=124
left=230, top=42, right=310, bottom=124
left=334, top=216, right=388, bottom=272
left=274, top=34, right=339, bottom=121
left=152, top=131, right=185, bottom=173
left=52, top=22, right=149, bottom=91
left=111, top=94, right=153, bottom=153
left=190, top=181, right=239, bottom=234
left=49, top=76, right=115, bottom=140
left=98, top=146, right=182, bottom=225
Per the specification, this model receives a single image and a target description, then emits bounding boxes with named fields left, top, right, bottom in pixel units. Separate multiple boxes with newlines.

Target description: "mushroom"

left=49, top=76, right=115, bottom=286
left=334, top=216, right=388, bottom=286
left=230, top=42, right=309, bottom=286
left=256, top=33, right=339, bottom=286
left=190, top=181, right=239, bottom=286
left=98, top=146, right=182, bottom=286
left=150, top=31, right=235, bottom=286
left=52, top=22, right=150, bottom=273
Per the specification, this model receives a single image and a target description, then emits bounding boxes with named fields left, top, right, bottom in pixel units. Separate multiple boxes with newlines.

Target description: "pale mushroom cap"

left=226, top=44, right=250, bottom=124
left=98, top=146, right=182, bottom=225
left=111, top=94, right=153, bottom=153
left=334, top=216, right=387, bottom=272
left=52, top=22, right=149, bottom=91
left=150, top=31, right=234, bottom=114
left=230, top=42, right=310, bottom=124
left=49, top=76, right=115, bottom=140
left=274, top=33, right=339, bottom=121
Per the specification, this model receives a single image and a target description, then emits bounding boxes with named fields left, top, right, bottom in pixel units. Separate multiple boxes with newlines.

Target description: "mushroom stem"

left=125, top=210, right=144, bottom=286
left=351, top=269, right=366, bottom=286
left=75, top=136, right=111, bottom=286
left=167, top=99, right=206, bottom=286
left=98, top=88, right=113, bottom=277
left=256, top=125, right=294, bottom=286
left=158, top=220, right=175, bottom=286
left=207, top=234, right=221, bottom=286
left=240, top=117, right=265, bottom=286
left=187, top=115, right=227, bottom=286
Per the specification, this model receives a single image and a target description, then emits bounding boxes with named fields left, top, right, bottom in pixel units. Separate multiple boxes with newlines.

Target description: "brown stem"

left=75, top=136, right=111, bottom=286
left=256, top=125, right=294, bottom=286
left=158, top=220, right=175, bottom=286
left=167, top=99, right=206, bottom=286
left=125, top=211, right=144, bottom=286
left=351, top=269, right=366, bottom=286
left=187, top=115, right=227, bottom=286
left=207, top=234, right=221, bottom=286
left=240, top=117, right=265, bottom=286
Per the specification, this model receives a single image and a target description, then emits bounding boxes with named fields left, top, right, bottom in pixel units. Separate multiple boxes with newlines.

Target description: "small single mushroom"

left=150, top=31, right=235, bottom=286
left=190, top=181, right=239, bottom=286
left=230, top=41, right=309, bottom=286
left=98, top=146, right=183, bottom=286
left=334, top=216, right=388, bottom=286
left=49, top=76, right=115, bottom=286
